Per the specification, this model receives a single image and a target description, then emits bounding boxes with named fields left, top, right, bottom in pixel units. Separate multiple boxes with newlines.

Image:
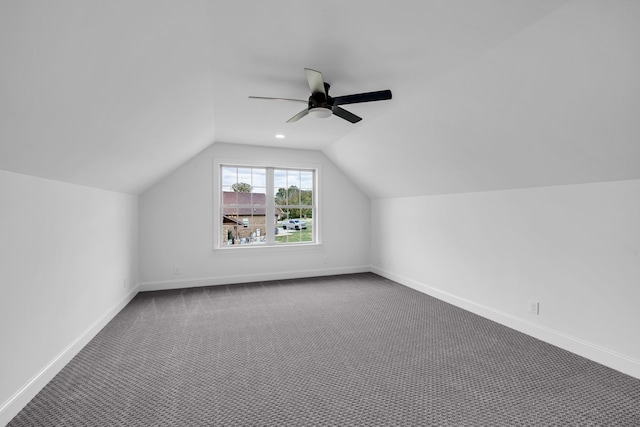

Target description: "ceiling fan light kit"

left=308, top=107, right=333, bottom=119
left=249, top=68, right=392, bottom=124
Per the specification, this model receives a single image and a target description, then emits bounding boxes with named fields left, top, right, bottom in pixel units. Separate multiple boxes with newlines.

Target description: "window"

left=218, top=165, right=317, bottom=248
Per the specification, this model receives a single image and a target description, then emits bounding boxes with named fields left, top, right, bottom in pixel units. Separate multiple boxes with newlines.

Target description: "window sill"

left=213, top=242, right=324, bottom=255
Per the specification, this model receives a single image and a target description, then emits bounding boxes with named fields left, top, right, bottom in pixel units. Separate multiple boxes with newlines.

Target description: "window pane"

left=223, top=166, right=266, bottom=195
left=274, top=169, right=287, bottom=189
left=287, top=170, right=301, bottom=188
left=223, top=206, right=239, bottom=217
left=234, top=191, right=250, bottom=206
left=222, top=166, right=237, bottom=187
left=252, top=169, right=266, bottom=187
left=290, top=187, right=301, bottom=206
left=300, top=222, right=312, bottom=242
left=275, top=209, right=312, bottom=245
left=221, top=165, right=315, bottom=248
left=300, top=189, right=313, bottom=206
left=274, top=187, right=287, bottom=206
left=237, top=168, right=251, bottom=185
left=251, top=188, right=266, bottom=206
left=223, top=224, right=266, bottom=246
left=301, top=171, right=313, bottom=190
left=222, top=225, right=235, bottom=246
left=223, top=191, right=237, bottom=206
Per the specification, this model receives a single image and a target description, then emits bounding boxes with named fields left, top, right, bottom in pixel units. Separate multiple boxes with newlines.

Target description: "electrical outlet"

left=529, top=300, right=540, bottom=315
left=173, top=267, right=180, bottom=275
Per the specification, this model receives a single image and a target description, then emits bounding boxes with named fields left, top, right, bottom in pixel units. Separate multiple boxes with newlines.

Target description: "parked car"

left=282, top=219, right=307, bottom=230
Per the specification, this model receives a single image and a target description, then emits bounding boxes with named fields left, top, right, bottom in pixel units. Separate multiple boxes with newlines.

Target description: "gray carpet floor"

left=9, top=273, right=640, bottom=426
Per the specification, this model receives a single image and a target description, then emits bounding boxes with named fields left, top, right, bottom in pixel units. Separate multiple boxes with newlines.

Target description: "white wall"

left=0, top=170, right=139, bottom=424
left=139, top=143, right=370, bottom=289
left=371, top=179, right=640, bottom=379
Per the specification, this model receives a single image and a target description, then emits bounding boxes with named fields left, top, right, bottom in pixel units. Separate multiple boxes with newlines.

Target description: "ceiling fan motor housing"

left=311, top=92, right=328, bottom=106
left=309, top=82, right=333, bottom=117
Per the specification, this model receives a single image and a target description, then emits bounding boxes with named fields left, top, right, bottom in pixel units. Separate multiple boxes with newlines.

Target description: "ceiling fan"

left=249, top=68, right=392, bottom=123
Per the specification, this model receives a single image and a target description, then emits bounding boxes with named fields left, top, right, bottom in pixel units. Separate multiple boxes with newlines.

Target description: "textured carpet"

left=9, top=273, right=640, bottom=426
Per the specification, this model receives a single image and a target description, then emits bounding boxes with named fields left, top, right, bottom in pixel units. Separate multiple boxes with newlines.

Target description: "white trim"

left=213, top=241, right=324, bottom=255
left=371, top=266, right=640, bottom=380
left=213, top=158, right=323, bottom=250
left=266, top=166, right=275, bottom=245
left=139, top=265, right=370, bottom=292
left=0, top=286, right=140, bottom=426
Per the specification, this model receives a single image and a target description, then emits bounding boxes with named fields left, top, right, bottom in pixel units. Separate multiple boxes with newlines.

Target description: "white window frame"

left=213, top=158, right=323, bottom=252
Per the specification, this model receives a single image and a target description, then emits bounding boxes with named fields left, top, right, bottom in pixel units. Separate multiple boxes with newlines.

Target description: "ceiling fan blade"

left=287, top=109, right=309, bottom=123
left=332, top=106, right=362, bottom=123
left=304, top=68, right=326, bottom=96
left=332, top=89, right=392, bottom=106
left=249, top=96, right=307, bottom=103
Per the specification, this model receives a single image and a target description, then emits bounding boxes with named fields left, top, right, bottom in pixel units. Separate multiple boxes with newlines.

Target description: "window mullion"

left=266, top=167, right=275, bottom=244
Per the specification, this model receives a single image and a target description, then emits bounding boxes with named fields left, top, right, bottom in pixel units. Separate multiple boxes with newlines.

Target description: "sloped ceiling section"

left=1, top=1, right=638, bottom=197
left=0, top=0, right=216, bottom=194
left=324, top=0, right=640, bottom=198
left=207, top=0, right=571, bottom=152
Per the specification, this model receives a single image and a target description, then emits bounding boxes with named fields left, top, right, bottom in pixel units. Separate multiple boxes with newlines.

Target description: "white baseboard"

left=0, top=286, right=140, bottom=426
left=371, top=266, right=640, bottom=380
left=139, top=265, right=371, bottom=292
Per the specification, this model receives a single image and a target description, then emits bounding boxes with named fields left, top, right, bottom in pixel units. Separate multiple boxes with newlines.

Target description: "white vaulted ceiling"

left=1, top=1, right=639, bottom=196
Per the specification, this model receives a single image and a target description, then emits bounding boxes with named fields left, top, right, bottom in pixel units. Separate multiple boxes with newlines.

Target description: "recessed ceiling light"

left=275, top=134, right=285, bottom=139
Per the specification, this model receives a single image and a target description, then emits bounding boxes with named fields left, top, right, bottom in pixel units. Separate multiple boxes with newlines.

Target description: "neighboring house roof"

left=222, top=216, right=243, bottom=225
left=222, top=192, right=283, bottom=216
